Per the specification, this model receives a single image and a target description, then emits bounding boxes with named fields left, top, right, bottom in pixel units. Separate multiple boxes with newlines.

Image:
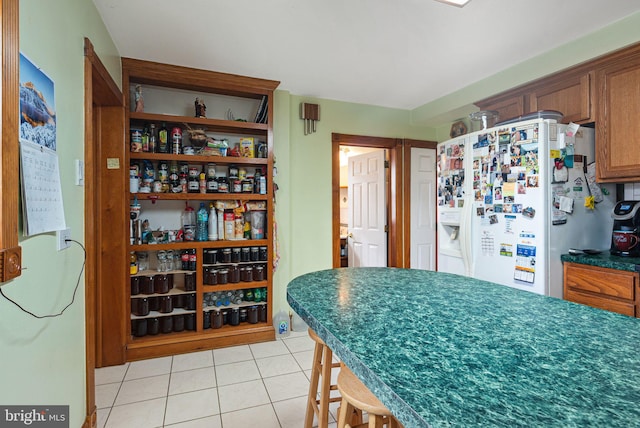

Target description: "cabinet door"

left=476, top=95, right=524, bottom=124
left=529, top=72, right=592, bottom=123
left=596, top=54, right=640, bottom=182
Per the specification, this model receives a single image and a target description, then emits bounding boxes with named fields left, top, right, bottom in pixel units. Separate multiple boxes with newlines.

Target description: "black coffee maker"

left=610, top=200, right=640, bottom=257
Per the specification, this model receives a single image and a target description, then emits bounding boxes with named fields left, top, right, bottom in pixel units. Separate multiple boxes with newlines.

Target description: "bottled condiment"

left=199, top=168, right=206, bottom=194
left=208, top=203, right=218, bottom=241
left=218, top=176, right=229, bottom=193
left=169, top=161, right=180, bottom=193
left=171, top=127, right=182, bottom=154
left=229, top=164, right=239, bottom=178
left=148, top=123, right=157, bottom=153
left=187, top=167, right=199, bottom=193
left=130, top=251, right=138, bottom=275
left=158, top=122, right=168, bottom=153
left=158, top=161, right=169, bottom=193
left=224, top=211, right=235, bottom=240
left=141, top=126, right=150, bottom=152
left=206, top=163, right=218, bottom=193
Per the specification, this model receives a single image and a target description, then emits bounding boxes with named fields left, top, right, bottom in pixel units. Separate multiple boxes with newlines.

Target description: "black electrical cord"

left=0, top=238, right=86, bottom=318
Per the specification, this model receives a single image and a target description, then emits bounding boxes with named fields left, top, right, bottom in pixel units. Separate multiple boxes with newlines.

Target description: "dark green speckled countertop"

left=287, top=267, right=640, bottom=428
left=561, top=251, right=640, bottom=272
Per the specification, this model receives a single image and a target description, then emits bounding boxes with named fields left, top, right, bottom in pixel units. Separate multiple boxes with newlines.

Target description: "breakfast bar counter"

left=287, top=268, right=640, bottom=427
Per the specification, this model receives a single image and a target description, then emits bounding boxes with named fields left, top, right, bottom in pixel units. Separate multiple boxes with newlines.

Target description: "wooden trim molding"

left=331, top=133, right=403, bottom=268
left=0, top=0, right=21, bottom=283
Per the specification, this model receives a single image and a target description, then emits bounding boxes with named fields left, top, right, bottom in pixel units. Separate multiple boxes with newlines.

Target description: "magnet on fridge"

left=523, top=207, right=536, bottom=218
left=564, top=145, right=574, bottom=168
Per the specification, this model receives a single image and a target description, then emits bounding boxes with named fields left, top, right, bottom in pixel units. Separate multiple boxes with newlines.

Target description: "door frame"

left=331, top=133, right=403, bottom=268
left=83, top=38, right=123, bottom=428
left=402, top=139, right=438, bottom=267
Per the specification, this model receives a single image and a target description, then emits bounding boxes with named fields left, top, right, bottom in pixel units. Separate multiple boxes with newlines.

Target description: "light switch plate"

left=75, top=159, right=84, bottom=186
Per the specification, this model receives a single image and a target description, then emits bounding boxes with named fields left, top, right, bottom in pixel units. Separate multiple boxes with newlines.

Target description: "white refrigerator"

left=436, top=118, right=615, bottom=298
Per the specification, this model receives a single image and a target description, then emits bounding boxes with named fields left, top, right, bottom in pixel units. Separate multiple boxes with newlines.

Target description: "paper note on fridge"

left=558, top=195, right=574, bottom=213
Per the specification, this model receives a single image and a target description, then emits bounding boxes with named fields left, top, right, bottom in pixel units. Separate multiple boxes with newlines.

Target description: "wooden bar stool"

left=304, top=328, right=342, bottom=428
left=336, top=366, right=404, bottom=428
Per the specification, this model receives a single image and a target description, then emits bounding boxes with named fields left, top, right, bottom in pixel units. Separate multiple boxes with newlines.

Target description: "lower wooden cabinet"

left=563, top=262, right=639, bottom=317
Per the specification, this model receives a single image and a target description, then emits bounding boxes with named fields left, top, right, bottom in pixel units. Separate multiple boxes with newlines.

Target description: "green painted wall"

left=0, top=0, right=119, bottom=425
left=270, top=95, right=434, bottom=317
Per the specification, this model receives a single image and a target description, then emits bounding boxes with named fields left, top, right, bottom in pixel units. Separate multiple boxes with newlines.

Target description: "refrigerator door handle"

left=459, top=197, right=473, bottom=277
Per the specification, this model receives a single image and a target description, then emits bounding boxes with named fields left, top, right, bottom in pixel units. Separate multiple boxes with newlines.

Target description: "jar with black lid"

left=130, top=276, right=141, bottom=296
left=185, top=293, right=196, bottom=310
left=147, top=317, right=160, bottom=335
left=132, top=297, right=150, bottom=316
left=253, top=264, right=265, bottom=281
left=221, top=248, right=232, bottom=263
left=231, top=248, right=241, bottom=263
left=161, top=316, right=173, bottom=334
left=229, top=308, right=240, bottom=326
left=259, top=304, right=267, bottom=322
left=185, top=313, right=196, bottom=331
left=212, top=309, right=223, bottom=329
left=159, top=295, right=173, bottom=313
left=239, top=308, right=248, bottom=323
left=172, top=314, right=185, bottom=332
left=132, top=319, right=147, bottom=337
left=229, top=264, right=240, bottom=283
left=250, top=247, right=259, bottom=261
left=154, top=274, right=170, bottom=294
left=259, top=246, right=268, bottom=261
left=217, top=176, right=229, bottom=193
left=241, top=247, right=251, bottom=262
left=184, top=272, right=196, bottom=291
left=172, top=294, right=185, bottom=309
left=140, top=276, right=154, bottom=294
left=203, top=311, right=211, bottom=329
left=240, top=266, right=252, bottom=282
left=248, top=306, right=258, bottom=324
left=148, top=296, right=160, bottom=312
left=218, top=269, right=229, bottom=284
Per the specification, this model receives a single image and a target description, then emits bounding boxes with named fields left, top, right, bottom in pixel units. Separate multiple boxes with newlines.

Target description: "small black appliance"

left=610, top=200, right=640, bottom=257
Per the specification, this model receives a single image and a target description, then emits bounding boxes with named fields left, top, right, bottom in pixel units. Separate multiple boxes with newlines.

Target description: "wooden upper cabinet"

left=528, top=71, right=593, bottom=124
left=595, top=51, right=640, bottom=182
left=475, top=94, right=525, bottom=124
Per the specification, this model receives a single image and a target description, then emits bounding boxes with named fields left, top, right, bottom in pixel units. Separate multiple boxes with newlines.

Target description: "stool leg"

left=318, top=343, right=333, bottom=427
left=368, top=414, right=385, bottom=428
left=337, top=397, right=355, bottom=428
left=304, top=340, right=324, bottom=428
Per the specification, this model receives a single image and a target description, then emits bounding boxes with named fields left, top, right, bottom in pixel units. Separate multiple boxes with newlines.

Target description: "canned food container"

left=222, top=248, right=232, bottom=263
left=185, top=293, right=197, bottom=311
left=172, top=314, right=185, bottom=332
left=241, top=247, right=251, bottom=262
left=172, top=294, right=185, bottom=309
left=231, top=248, right=241, bottom=263
left=147, top=317, right=160, bottom=335
left=131, top=319, right=147, bottom=337
left=212, top=309, right=223, bottom=329
left=159, top=295, right=173, bottom=313
left=161, top=316, right=173, bottom=334
left=203, top=311, right=211, bottom=329
left=130, top=127, right=143, bottom=152
left=132, top=297, right=150, bottom=316
left=148, top=296, right=160, bottom=312
left=130, top=276, right=140, bottom=296
left=218, top=269, right=229, bottom=284
left=154, top=274, right=170, bottom=294
left=229, top=308, right=240, bottom=326
left=229, top=264, right=240, bottom=283
left=140, top=276, right=154, bottom=294
left=185, top=313, right=196, bottom=331
left=248, top=306, right=259, bottom=324
left=253, top=264, right=265, bottom=281
left=184, top=272, right=196, bottom=291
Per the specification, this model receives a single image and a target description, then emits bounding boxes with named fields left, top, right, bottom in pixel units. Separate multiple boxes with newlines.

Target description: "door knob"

left=347, top=233, right=353, bottom=238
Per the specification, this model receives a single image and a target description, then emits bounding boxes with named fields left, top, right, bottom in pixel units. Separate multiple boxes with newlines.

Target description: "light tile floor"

left=95, top=328, right=341, bottom=428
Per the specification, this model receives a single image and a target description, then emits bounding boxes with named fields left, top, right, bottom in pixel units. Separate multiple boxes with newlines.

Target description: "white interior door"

left=410, top=147, right=437, bottom=270
left=348, top=150, right=387, bottom=267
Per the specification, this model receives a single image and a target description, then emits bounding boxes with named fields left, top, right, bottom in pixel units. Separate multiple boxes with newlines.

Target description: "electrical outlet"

left=57, top=228, right=71, bottom=251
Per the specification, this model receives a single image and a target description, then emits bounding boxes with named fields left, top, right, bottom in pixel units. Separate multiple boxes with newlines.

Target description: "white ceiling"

left=93, top=0, right=640, bottom=112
